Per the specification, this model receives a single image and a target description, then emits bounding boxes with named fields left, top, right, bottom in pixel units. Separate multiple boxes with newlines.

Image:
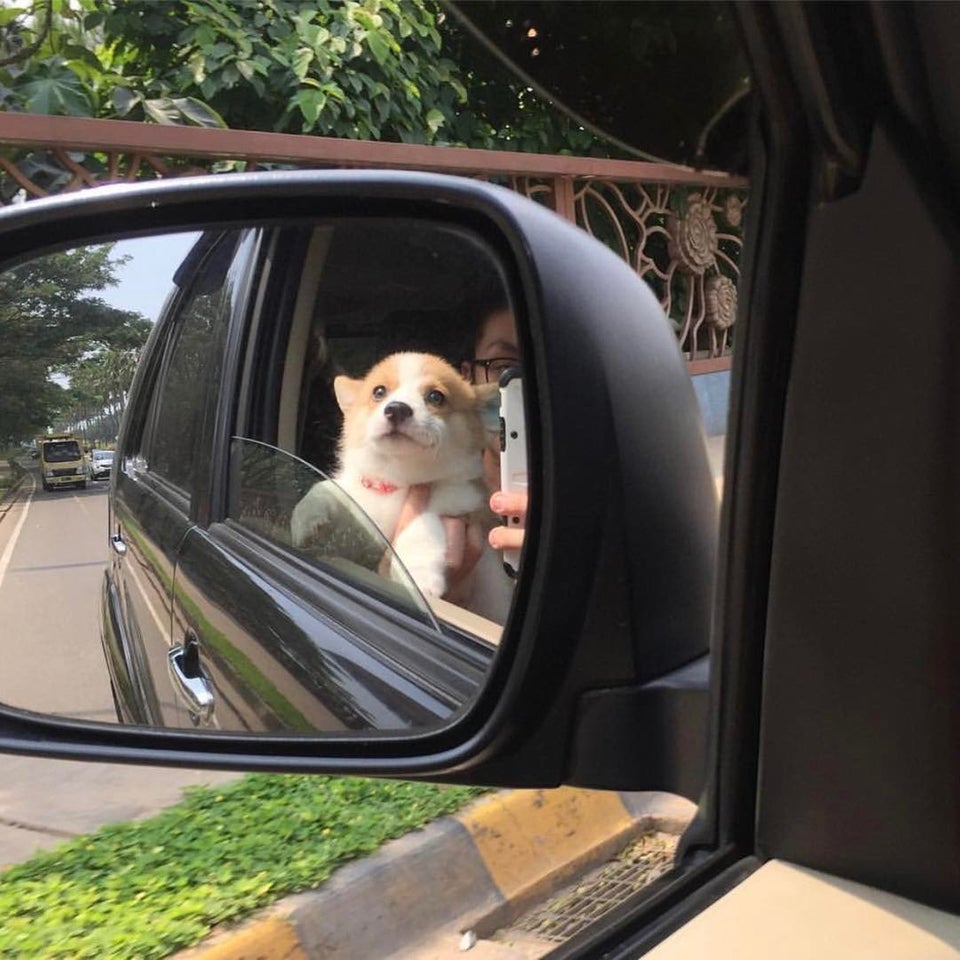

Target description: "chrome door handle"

left=110, top=534, right=127, bottom=556
left=167, top=640, right=215, bottom=725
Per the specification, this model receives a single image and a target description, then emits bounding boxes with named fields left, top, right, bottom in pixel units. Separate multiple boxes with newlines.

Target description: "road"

left=0, top=464, right=235, bottom=868
left=0, top=468, right=115, bottom=719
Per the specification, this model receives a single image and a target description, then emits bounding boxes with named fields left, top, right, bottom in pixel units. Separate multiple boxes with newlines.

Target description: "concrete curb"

left=174, top=788, right=694, bottom=960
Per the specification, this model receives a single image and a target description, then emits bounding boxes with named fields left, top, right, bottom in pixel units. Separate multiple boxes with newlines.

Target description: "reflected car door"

left=173, top=438, right=490, bottom=733
left=168, top=227, right=494, bottom=733
left=109, top=229, right=257, bottom=727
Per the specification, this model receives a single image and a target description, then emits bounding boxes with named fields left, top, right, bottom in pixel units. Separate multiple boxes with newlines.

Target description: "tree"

left=0, top=0, right=609, bottom=152
left=58, top=346, right=140, bottom=439
left=0, top=243, right=151, bottom=440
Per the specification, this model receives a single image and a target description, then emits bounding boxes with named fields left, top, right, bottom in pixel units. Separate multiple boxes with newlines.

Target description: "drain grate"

left=512, top=832, right=679, bottom=943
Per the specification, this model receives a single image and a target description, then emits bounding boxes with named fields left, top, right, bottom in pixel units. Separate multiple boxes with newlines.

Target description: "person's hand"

left=390, top=484, right=485, bottom=602
left=488, top=491, right=527, bottom=552
left=440, top=516, right=485, bottom=604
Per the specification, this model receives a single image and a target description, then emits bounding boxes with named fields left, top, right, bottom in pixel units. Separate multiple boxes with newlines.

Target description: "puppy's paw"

left=404, top=563, right=448, bottom=600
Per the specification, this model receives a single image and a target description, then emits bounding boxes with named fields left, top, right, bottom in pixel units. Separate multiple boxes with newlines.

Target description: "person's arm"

left=390, top=485, right=485, bottom=601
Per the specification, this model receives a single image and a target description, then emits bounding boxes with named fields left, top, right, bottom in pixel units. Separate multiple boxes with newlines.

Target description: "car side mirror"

left=0, top=172, right=716, bottom=800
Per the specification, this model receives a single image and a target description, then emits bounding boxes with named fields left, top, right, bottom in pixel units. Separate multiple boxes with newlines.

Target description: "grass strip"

left=0, top=774, right=486, bottom=960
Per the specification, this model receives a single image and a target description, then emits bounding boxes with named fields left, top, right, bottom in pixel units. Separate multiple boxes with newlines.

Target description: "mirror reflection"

left=0, top=220, right=525, bottom=733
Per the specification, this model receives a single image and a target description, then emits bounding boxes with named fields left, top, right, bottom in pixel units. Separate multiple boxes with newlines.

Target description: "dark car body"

left=99, top=220, right=498, bottom=733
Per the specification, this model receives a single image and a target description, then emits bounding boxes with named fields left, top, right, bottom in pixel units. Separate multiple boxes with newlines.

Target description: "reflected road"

left=0, top=467, right=116, bottom=722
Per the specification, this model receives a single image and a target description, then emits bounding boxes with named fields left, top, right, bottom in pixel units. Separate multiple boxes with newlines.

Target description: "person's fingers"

left=489, top=490, right=528, bottom=519
left=443, top=520, right=484, bottom=580
left=442, top=516, right=467, bottom=569
left=489, top=525, right=525, bottom=551
left=443, top=521, right=486, bottom=603
left=464, top=521, right=484, bottom=569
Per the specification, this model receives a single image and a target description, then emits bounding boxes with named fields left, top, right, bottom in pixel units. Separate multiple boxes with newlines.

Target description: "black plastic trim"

left=0, top=171, right=714, bottom=792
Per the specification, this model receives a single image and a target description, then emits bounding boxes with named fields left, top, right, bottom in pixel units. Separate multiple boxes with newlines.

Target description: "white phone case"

left=498, top=370, right=527, bottom=578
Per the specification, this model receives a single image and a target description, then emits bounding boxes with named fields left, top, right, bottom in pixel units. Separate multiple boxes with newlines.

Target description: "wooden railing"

left=0, top=113, right=747, bottom=370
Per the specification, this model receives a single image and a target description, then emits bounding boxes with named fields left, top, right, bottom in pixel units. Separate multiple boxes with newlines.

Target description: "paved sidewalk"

left=0, top=753, right=238, bottom=868
left=0, top=463, right=240, bottom=869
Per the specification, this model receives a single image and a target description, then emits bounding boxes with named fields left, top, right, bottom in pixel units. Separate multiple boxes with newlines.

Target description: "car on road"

left=35, top=434, right=86, bottom=491
left=0, top=4, right=957, bottom=959
left=86, top=449, right=114, bottom=481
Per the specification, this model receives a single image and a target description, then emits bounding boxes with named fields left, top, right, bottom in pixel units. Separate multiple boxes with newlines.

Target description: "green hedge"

left=0, top=774, right=486, bottom=960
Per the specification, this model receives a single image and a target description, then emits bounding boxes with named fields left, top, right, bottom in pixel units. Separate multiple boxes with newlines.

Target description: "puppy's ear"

left=333, top=375, right=362, bottom=412
left=473, top=382, right=501, bottom=434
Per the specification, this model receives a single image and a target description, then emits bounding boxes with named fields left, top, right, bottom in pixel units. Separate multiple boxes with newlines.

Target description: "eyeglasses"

left=464, top=357, right=520, bottom=384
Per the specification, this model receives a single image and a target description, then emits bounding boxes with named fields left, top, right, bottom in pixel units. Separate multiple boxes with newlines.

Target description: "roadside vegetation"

left=0, top=0, right=612, bottom=166
left=0, top=773, right=486, bottom=960
left=0, top=244, right=150, bottom=444
left=0, top=450, right=25, bottom=498
left=0, top=0, right=615, bottom=448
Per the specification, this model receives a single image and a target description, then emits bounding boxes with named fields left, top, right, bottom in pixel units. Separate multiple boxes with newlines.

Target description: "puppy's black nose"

left=383, top=401, right=413, bottom=424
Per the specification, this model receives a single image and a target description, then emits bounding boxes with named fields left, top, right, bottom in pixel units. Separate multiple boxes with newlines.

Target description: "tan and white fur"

left=291, top=352, right=511, bottom=623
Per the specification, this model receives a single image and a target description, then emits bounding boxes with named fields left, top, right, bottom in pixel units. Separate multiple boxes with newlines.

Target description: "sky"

left=103, top=231, right=202, bottom=321
left=48, top=231, right=200, bottom=390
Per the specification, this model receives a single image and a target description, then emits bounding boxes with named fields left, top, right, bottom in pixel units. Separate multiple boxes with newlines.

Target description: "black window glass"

left=231, top=438, right=437, bottom=628
left=149, top=231, right=250, bottom=493
left=42, top=440, right=82, bottom=462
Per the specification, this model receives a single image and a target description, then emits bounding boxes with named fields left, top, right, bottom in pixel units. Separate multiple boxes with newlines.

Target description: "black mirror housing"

left=0, top=172, right=716, bottom=798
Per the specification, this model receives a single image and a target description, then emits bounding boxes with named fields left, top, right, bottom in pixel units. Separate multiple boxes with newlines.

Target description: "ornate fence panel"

left=0, top=114, right=746, bottom=368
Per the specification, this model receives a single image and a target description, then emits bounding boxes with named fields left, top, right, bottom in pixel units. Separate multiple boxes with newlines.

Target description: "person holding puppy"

left=459, top=298, right=527, bottom=558
left=391, top=297, right=527, bottom=613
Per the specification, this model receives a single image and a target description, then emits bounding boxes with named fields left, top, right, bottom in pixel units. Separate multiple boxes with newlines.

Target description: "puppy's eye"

left=426, top=389, right=445, bottom=406
left=372, top=385, right=387, bottom=401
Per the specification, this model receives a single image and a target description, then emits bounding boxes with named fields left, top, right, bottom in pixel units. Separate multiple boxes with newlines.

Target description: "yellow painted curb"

left=184, top=917, right=307, bottom=960
left=456, top=786, right=635, bottom=904
left=173, top=787, right=655, bottom=959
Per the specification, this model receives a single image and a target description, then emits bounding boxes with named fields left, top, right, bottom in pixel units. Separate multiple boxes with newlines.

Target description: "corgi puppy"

left=291, top=352, right=512, bottom=623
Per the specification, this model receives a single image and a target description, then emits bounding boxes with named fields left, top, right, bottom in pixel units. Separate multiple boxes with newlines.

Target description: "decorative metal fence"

left=0, top=114, right=746, bottom=370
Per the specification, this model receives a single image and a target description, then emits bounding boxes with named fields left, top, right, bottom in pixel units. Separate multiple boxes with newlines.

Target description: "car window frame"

left=135, top=228, right=260, bottom=517
left=188, top=221, right=505, bottom=711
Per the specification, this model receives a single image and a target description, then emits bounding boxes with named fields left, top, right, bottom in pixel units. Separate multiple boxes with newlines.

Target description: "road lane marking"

left=70, top=484, right=96, bottom=515
left=0, top=476, right=36, bottom=594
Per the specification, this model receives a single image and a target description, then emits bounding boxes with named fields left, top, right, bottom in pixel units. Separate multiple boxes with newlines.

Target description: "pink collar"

left=361, top=476, right=401, bottom=495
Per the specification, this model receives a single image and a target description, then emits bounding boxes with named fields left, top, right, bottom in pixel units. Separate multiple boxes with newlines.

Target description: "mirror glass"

left=0, top=219, right=524, bottom=734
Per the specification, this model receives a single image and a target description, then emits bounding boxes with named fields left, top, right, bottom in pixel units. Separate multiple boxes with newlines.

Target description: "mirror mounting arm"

left=566, top=657, right=710, bottom=801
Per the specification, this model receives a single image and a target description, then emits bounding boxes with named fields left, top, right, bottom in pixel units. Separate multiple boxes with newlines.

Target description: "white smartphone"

left=498, top=368, right=527, bottom=578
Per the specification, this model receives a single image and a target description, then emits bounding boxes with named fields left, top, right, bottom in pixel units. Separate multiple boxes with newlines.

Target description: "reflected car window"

left=148, top=231, right=248, bottom=494
left=229, top=437, right=438, bottom=628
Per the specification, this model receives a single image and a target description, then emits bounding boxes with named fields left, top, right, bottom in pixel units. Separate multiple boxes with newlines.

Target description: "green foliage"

left=57, top=344, right=142, bottom=440
left=96, top=0, right=462, bottom=142
left=0, top=0, right=610, bottom=154
left=0, top=243, right=150, bottom=441
left=0, top=774, right=486, bottom=960
left=0, top=455, right=24, bottom=494
left=10, top=56, right=93, bottom=115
